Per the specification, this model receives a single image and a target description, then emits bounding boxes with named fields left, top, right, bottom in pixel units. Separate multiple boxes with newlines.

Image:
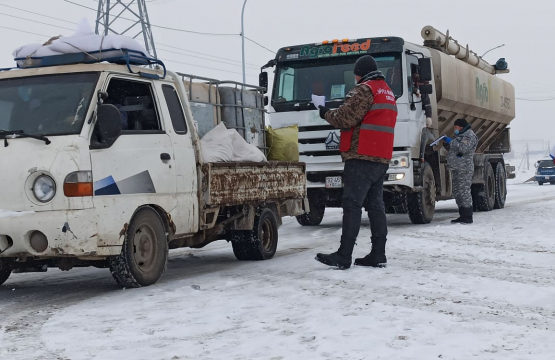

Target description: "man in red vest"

left=316, top=55, right=398, bottom=269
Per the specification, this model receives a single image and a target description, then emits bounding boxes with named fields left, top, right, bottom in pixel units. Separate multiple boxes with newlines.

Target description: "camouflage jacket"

left=324, top=84, right=389, bottom=164
left=445, top=127, right=478, bottom=171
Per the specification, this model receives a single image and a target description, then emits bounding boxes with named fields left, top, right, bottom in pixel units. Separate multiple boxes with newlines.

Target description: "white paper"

left=429, top=135, right=447, bottom=147
left=311, top=94, right=326, bottom=109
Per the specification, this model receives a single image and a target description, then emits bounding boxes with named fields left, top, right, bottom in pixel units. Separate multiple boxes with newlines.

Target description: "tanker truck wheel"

left=296, top=191, right=325, bottom=226
left=0, top=259, right=13, bottom=286
left=494, top=163, right=507, bottom=209
left=473, top=163, right=496, bottom=211
left=407, top=162, right=436, bottom=224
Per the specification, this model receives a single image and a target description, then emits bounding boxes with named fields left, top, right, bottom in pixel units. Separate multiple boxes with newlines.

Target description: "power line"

left=156, top=45, right=260, bottom=70
left=64, top=0, right=238, bottom=37
left=0, top=4, right=78, bottom=25
left=0, top=12, right=74, bottom=32
left=0, top=25, right=47, bottom=38
left=244, top=36, right=276, bottom=54
left=64, top=0, right=275, bottom=53
left=160, top=57, right=257, bottom=78
left=157, top=42, right=260, bottom=67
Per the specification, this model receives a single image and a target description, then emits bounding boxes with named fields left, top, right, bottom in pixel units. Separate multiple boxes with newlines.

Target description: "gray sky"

left=0, top=0, right=553, bottom=151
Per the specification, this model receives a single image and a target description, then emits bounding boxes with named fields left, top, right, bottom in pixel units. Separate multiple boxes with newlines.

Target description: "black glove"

left=319, top=105, right=330, bottom=119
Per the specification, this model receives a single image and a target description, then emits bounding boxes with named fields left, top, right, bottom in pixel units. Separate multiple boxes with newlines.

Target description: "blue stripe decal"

left=94, top=171, right=156, bottom=196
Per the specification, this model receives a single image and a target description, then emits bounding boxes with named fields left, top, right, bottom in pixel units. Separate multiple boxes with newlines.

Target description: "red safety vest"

left=339, top=79, right=398, bottom=159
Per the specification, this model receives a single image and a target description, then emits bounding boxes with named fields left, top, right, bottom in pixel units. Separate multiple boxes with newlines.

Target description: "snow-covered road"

left=2, top=183, right=555, bottom=360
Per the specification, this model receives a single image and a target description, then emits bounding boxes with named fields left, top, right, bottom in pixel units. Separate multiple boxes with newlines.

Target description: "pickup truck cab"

left=536, top=159, right=555, bottom=185
left=0, top=51, right=307, bottom=287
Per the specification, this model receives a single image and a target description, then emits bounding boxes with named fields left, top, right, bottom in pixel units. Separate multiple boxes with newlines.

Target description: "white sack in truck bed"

left=201, top=123, right=266, bottom=163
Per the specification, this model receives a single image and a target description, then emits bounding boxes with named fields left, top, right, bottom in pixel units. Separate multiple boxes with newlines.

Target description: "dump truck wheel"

left=296, top=192, right=325, bottom=226
left=474, top=163, right=496, bottom=211
left=494, top=163, right=507, bottom=209
left=0, top=259, right=13, bottom=286
left=407, top=162, right=436, bottom=224
left=231, top=208, right=278, bottom=261
left=109, top=208, right=168, bottom=288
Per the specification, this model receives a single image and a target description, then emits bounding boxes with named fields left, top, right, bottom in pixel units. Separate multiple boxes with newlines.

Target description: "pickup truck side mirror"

left=259, top=72, right=268, bottom=94
left=418, top=58, right=432, bottom=82
left=419, top=84, right=433, bottom=95
left=97, top=104, right=122, bottom=141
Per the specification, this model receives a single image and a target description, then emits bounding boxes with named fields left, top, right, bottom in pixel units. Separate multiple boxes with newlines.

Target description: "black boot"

left=452, top=207, right=473, bottom=224
left=461, top=206, right=473, bottom=224
left=354, top=237, right=387, bottom=268
left=451, top=207, right=465, bottom=223
left=315, top=237, right=354, bottom=270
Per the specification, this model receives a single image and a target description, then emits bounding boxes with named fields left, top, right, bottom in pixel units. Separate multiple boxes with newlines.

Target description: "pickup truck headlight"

left=33, top=175, right=56, bottom=203
left=390, top=155, right=409, bottom=168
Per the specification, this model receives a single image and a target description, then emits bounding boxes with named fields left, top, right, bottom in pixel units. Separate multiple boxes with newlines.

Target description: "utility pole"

left=95, top=0, right=158, bottom=59
left=526, top=144, right=530, bottom=170
left=240, top=0, right=248, bottom=84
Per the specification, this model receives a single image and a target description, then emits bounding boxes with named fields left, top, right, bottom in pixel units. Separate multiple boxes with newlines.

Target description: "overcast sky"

left=0, top=0, right=553, bottom=153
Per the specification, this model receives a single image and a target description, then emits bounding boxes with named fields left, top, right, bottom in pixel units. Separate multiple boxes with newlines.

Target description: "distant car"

left=535, top=159, right=555, bottom=185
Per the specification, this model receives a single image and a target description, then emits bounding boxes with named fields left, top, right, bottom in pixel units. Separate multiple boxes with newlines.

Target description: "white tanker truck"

left=260, top=26, right=515, bottom=225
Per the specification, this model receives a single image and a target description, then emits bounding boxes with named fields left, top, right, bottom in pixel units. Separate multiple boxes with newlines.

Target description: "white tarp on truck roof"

left=12, top=19, right=147, bottom=60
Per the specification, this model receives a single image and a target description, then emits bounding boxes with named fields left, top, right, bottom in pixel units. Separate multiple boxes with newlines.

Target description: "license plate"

left=325, top=176, right=342, bottom=188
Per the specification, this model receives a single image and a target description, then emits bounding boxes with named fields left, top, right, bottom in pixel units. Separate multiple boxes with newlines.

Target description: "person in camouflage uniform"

left=443, top=118, right=478, bottom=224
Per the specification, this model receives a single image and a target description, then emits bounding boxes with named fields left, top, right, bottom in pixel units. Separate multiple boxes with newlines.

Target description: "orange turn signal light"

left=64, top=182, right=93, bottom=197
left=64, top=171, right=93, bottom=197
left=332, top=39, right=339, bottom=44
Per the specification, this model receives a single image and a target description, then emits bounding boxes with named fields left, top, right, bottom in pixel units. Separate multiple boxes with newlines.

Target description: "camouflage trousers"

left=452, top=170, right=473, bottom=208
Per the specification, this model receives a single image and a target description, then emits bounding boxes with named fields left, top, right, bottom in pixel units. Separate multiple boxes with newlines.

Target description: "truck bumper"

left=0, top=209, right=119, bottom=258
left=536, top=175, right=555, bottom=181
left=306, top=167, right=414, bottom=189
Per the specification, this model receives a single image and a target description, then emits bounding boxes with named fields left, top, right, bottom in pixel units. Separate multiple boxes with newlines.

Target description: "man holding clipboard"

left=313, top=55, right=398, bottom=270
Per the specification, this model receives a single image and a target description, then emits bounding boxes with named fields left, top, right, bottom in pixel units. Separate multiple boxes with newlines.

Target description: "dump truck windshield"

left=0, top=73, right=99, bottom=136
left=272, top=53, right=402, bottom=111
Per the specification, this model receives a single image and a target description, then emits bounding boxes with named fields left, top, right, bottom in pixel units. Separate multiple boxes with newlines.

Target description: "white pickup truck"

left=0, top=51, right=307, bottom=287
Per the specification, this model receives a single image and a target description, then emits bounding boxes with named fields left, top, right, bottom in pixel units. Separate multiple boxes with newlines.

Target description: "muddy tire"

left=407, top=162, right=436, bottom=224
left=231, top=208, right=279, bottom=261
left=0, top=259, right=13, bottom=286
left=494, top=163, right=507, bottom=209
left=109, top=208, right=168, bottom=288
left=296, top=192, right=325, bottom=226
left=473, top=163, right=496, bottom=211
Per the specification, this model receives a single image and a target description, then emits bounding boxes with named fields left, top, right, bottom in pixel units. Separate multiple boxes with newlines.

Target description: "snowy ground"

left=2, top=183, right=555, bottom=360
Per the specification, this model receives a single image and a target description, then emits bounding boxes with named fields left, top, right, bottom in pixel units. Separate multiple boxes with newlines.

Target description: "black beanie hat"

left=454, top=118, right=469, bottom=127
left=354, top=55, right=378, bottom=77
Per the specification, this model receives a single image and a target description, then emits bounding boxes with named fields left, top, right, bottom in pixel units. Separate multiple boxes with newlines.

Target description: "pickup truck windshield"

left=0, top=73, right=99, bottom=136
left=272, top=53, right=402, bottom=112
left=538, top=160, right=555, bottom=168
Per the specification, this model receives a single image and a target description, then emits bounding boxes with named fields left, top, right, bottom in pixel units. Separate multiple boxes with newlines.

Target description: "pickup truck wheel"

left=494, top=163, right=507, bottom=209
left=109, top=208, right=168, bottom=288
left=538, top=182, right=544, bottom=186
left=231, top=208, right=278, bottom=261
left=0, top=259, right=13, bottom=286
left=296, top=193, right=325, bottom=226
left=407, top=162, right=436, bottom=224
left=551, top=182, right=555, bottom=185
left=473, top=163, right=496, bottom=211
